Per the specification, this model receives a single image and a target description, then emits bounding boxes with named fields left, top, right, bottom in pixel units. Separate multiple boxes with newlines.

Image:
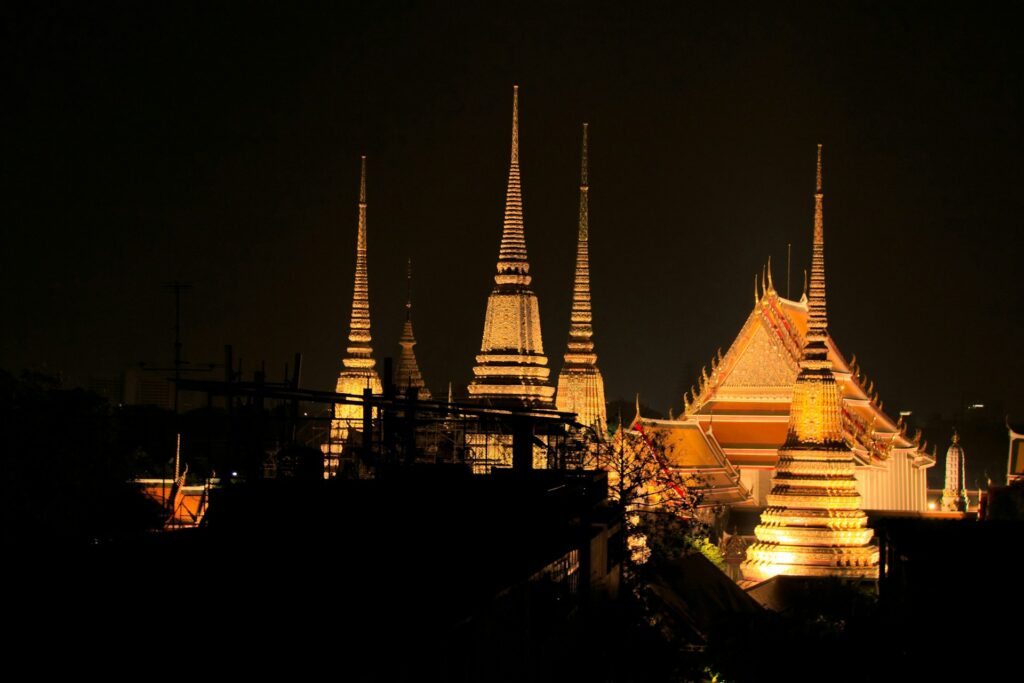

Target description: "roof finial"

left=754, top=272, right=760, bottom=305
left=580, top=122, right=589, bottom=188
left=808, top=144, right=826, bottom=332
left=816, top=143, right=823, bottom=193
left=634, top=393, right=642, bottom=423
left=405, top=257, right=413, bottom=319
left=359, top=155, right=367, bottom=205
left=357, top=156, right=368, bottom=251
left=511, top=85, right=519, bottom=165
left=761, top=264, right=767, bottom=297
left=493, top=85, right=530, bottom=283
left=952, top=429, right=960, bottom=445
left=767, top=255, right=774, bottom=292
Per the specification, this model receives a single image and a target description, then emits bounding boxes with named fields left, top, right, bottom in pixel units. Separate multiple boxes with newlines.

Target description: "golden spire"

left=323, top=156, right=383, bottom=469
left=742, top=145, right=877, bottom=581
left=786, top=143, right=842, bottom=445
left=342, top=155, right=378, bottom=378
left=556, top=122, right=607, bottom=434
left=469, top=86, right=554, bottom=408
left=495, top=84, right=531, bottom=286
left=395, top=258, right=430, bottom=399
left=807, top=144, right=828, bottom=350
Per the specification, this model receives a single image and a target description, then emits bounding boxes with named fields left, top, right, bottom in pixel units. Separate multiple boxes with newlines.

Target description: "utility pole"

left=786, top=243, right=791, bottom=300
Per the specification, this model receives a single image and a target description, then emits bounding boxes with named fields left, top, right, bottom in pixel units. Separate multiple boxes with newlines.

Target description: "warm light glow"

left=741, top=146, right=879, bottom=582
left=469, top=87, right=555, bottom=408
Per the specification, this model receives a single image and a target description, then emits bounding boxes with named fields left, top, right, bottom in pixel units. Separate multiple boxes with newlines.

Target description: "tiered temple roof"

left=625, top=415, right=750, bottom=507
left=468, top=86, right=555, bottom=408
left=556, top=123, right=607, bottom=436
left=682, top=266, right=934, bottom=473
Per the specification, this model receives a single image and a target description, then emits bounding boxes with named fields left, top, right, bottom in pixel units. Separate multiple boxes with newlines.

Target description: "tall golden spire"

left=495, top=85, right=530, bottom=285
left=396, top=258, right=430, bottom=399
left=324, top=156, right=383, bottom=468
left=468, top=86, right=555, bottom=408
left=342, top=155, right=378, bottom=376
left=784, top=144, right=844, bottom=446
left=556, top=123, right=607, bottom=435
left=742, top=145, right=878, bottom=580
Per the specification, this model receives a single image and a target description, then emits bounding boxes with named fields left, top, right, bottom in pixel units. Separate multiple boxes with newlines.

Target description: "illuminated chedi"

left=941, top=431, right=968, bottom=512
left=468, top=86, right=555, bottom=408
left=395, top=259, right=430, bottom=399
left=324, top=156, right=383, bottom=463
left=556, top=123, right=607, bottom=436
left=742, top=146, right=879, bottom=580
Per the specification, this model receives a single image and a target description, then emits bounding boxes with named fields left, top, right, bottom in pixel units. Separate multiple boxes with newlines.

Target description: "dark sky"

left=3, top=1, right=1022, bottom=420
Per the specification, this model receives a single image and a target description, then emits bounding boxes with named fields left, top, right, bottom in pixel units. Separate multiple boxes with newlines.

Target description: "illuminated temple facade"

left=555, top=123, right=607, bottom=437
left=396, top=259, right=430, bottom=400
left=324, top=156, right=382, bottom=463
left=678, top=271, right=935, bottom=512
left=468, top=86, right=555, bottom=409
left=640, top=147, right=932, bottom=523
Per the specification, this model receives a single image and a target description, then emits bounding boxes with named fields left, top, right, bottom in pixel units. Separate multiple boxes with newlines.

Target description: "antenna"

left=786, top=242, right=791, bottom=299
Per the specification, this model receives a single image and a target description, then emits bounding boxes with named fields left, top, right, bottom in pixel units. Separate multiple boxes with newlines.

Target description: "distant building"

left=941, top=431, right=969, bottom=511
left=88, top=366, right=173, bottom=409
left=1008, top=422, right=1024, bottom=484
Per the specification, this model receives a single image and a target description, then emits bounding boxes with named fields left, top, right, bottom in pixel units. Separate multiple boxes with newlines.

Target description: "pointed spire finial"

left=767, top=255, right=774, bottom=291
left=806, top=143, right=827, bottom=338
left=357, top=156, right=368, bottom=251
left=754, top=272, right=760, bottom=305
left=952, top=429, right=960, bottom=445
left=405, top=257, right=413, bottom=319
left=511, top=85, right=519, bottom=165
left=634, top=393, right=642, bottom=423
left=493, top=85, right=531, bottom=284
left=580, top=122, right=589, bottom=188
left=359, top=155, right=367, bottom=204
left=816, top=143, right=823, bottom=193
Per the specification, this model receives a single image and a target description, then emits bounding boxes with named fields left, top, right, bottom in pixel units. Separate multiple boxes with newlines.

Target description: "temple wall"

left=738, top=457, right=927, bottom=511
left=855, top=450, right=927, bottom=511
left=739, top=467, right=773, bottom=506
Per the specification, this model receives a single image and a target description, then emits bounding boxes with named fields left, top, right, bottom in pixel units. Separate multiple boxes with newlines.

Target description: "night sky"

left=4, top=2, right=1022, bottom=421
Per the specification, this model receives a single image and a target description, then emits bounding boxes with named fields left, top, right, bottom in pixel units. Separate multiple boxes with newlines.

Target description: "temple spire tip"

left=580, top=122, right=589, bottom=187
left=405, top=257, right=413, bottom=316
left=359, top=155, right=367, bottom=204
left=510, top=85, right=519, bottom=165
left=816, top=143, right=823, bottom=193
